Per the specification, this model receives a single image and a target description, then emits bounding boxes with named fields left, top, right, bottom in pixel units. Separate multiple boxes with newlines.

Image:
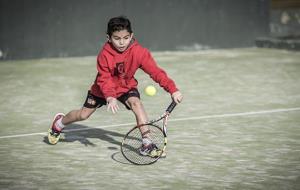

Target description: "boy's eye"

left=112, top=35, right=130, bottom=40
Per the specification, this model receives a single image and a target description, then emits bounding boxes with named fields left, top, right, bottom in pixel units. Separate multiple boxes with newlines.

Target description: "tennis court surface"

left=0, top=48, right=300, bottom=189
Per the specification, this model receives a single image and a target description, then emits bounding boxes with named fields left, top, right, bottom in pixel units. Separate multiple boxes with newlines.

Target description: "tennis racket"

left=121, top=101, right=177, bottom=165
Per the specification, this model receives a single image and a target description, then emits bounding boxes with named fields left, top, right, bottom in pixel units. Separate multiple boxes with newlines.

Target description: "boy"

left=48, top=16, right=183, bottom=156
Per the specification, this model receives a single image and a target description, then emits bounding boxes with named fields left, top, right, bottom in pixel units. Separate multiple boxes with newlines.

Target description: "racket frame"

left=121, top=101, right=176, bottom=165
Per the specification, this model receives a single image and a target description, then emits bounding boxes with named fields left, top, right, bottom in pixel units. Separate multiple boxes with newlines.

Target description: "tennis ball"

left=145, top=85, right=157, bottom=96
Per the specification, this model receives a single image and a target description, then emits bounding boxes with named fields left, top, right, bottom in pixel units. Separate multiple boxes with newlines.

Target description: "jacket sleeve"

left=96, top=54, right=117, bottom=98
left=139, top=49, right=178, bottom=94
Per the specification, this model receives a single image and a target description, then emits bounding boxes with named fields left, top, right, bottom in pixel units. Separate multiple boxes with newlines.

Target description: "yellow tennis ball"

left=145, top=85, right=157, bottom=96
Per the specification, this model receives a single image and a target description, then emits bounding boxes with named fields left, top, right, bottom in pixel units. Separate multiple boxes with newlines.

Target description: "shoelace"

left=50, top=129, right=60, bottom=137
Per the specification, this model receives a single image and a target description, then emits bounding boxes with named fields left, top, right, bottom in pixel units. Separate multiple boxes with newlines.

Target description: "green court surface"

left=0, top=48, right=300, bottom=189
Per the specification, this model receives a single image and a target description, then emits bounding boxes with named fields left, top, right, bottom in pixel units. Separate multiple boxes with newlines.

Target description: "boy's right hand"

left=106, top=97, right=119, bottom=114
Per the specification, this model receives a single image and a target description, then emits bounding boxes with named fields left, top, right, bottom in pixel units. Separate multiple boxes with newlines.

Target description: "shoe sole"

left=139, top=149, right=166, bottom=158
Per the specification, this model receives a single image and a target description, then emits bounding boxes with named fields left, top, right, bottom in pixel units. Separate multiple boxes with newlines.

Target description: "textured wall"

left=0, top=0, right=270, bottom=60
left=270, top=9, right=300, bottom=37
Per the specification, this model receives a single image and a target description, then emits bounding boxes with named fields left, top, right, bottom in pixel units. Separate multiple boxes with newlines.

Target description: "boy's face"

left=108, top=29, right=133, bottom=52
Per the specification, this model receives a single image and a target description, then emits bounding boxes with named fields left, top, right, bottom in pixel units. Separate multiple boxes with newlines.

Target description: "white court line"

left=0, top=107, right=299, bottom=140
left=170, top=107, right=300, bottom=122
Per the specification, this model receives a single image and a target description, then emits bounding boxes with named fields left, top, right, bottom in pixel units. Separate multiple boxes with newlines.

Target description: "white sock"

left=56, top=117, right=65, bottom=130
left=142, top=137, right=152, bottom=146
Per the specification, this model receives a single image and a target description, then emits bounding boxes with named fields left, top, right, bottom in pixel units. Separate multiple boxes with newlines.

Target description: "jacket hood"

left=103, top=39, right=138, bottom=56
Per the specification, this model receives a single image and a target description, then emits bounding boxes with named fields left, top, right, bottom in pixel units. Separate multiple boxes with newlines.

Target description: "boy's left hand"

left=171, top=91, right=183, bottom=104
left=106, top=97, right=119, bottom=114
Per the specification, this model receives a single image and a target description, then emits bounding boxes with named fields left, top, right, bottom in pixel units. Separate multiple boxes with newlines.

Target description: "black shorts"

left=83, top=89, right=140, bottom=110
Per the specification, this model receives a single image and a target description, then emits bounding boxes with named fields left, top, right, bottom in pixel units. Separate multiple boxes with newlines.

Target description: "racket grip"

left=166, top=101, right=177, bottom=113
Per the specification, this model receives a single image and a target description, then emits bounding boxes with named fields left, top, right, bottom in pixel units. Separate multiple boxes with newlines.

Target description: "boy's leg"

left=125, top=97, right=149, bottom=136
left=48, top=91, right=105, bottom=145
left=62, top=107, right=97, bottom=125
left=125, top=97, right=162, bottom=156
left=48, top=107, right=96, bottom=145
left=118, top=89, right=150, bottom=137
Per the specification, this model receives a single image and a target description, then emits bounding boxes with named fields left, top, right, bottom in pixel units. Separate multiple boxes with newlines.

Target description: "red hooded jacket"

left=90, top=40, right=178, bottom=99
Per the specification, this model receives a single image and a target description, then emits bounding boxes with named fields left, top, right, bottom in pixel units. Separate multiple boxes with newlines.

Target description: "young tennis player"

left=48, top=16, right=183, bottom=156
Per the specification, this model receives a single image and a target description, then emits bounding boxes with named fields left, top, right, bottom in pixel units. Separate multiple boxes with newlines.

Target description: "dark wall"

left=0, top=0, right=270, bottom=60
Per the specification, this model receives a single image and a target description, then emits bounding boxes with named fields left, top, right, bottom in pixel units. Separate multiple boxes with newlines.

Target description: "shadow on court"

left=43, top=124, right=137, bottom=165
left=43, top=123, right=124, bottom=147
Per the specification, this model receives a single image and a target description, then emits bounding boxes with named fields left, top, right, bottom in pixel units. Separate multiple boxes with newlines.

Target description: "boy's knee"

left=127, top=98, right=142, bottom=109
left=78, top=110, right=91, bottom=121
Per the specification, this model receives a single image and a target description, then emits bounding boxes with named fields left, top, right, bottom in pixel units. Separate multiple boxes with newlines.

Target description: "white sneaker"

left=139, top=143, right=160, bottom=157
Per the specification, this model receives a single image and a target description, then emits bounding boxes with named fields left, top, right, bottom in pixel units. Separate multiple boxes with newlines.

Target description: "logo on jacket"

left=114, top=62, right=125, bottom=77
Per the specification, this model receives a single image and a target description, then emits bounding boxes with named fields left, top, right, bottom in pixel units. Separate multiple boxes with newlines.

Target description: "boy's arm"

left=139, top=49, right=178, bottom=95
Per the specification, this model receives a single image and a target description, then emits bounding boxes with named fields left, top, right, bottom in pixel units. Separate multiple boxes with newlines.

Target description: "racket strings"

left=121, top=124, right=165, bottom=165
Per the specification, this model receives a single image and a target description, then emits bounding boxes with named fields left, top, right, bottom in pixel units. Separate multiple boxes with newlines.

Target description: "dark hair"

left=107, top=16, right=133, bottom=37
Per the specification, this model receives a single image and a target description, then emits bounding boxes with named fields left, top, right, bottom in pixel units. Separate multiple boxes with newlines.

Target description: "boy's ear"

left=106, top=35, right=111, bottom=42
